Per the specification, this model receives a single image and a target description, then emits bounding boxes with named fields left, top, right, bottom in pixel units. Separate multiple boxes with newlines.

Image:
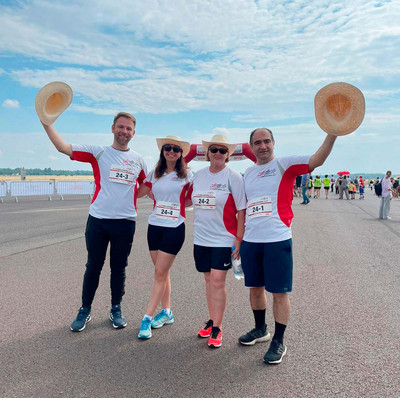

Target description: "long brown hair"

left=154, top=150, right=187, bottom=179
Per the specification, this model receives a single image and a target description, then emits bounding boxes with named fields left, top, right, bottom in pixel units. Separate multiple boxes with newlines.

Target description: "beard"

left=114, top=132, right=132, bottom=147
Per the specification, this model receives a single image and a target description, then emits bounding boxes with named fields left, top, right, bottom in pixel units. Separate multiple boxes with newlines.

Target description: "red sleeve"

left=137, top=170, right=146, bottom=185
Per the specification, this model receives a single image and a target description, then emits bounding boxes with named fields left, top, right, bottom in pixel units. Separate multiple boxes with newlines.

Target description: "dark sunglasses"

left=209, top=147, right=228, bottom=155
left=163, top=145, right=182, bottom=153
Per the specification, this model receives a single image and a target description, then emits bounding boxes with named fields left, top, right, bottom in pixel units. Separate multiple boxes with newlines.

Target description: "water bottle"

left=231, top=246, right=244, bottom=280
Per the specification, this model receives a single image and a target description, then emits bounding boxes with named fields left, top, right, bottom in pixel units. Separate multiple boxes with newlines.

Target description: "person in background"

left=353, top=176, right=359, bottom=193
left=330, top=175, right=336, bottom=193
left=307, top=175, right=313, bottom=198
left=313, top=175, right=321, bottom=198
left=359, top=183, right=365, bottom=199
left=300, top=173, right=310, bottom=205
left=379, top=170, right=392, bottom=220
left=374, top=177, right=382, bottom=197
left=392, top=177, right=399, bottom=198
left=379, top=171, right=393, bottom=220
left=323, top=175, right=330, bottom=199
left=348, top=180, right=355, bottom=199
left=295, top=174, right=302, bottom=197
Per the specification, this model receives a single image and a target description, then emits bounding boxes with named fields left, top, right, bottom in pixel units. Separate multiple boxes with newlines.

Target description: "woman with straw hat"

left=136, top=136, right=192, bottom=339
left=186, top=134, right=246, bottom=348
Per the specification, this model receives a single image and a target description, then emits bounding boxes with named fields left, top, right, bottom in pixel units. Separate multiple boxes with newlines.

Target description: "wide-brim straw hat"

left=35, top=81, right=73, bottom=125
left=202, top=134, right=237, bottom=156
left=156, top=135, right=191, bottom=157
left=314, top=82, right=365, bottom=136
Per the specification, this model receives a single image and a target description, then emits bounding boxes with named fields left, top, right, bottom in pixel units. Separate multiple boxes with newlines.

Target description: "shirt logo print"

left=209, top=183, right=227, bottom=191
left=258, top=169, right=277, bottom=178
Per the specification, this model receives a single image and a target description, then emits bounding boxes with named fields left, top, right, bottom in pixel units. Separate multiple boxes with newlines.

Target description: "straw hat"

left=35, top=81, right=73, bottom=125
left=314, top=82, right=365, bottom=136
left=156, top=135, right=191, bottom=157
left=202, top=134, right=237, bottom=156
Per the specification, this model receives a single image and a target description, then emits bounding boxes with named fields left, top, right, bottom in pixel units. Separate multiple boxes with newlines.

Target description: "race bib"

left=193, top=191, right=216, bottom=209
left=109, top=164, right=135, bottom=185
left=247, top=196, right=272, bottom=218
left=155, top=201, right=180, bottom=221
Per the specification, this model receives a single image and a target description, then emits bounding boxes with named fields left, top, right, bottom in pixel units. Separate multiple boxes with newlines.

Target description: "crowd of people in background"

left=295, top=173, right=400, bottom=202
left=295, top=172, right=399, bottom=221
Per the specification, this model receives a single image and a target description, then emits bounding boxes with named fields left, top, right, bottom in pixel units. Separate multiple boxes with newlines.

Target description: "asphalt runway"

left=1, top=190, right=399, bottom=398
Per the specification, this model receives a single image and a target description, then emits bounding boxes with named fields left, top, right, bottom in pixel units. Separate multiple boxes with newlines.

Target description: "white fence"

left=56, top=181, right=95, bottom=199
left=0, top=180, right=94, bottom=202
left=0, top=181, right=8, bottom=202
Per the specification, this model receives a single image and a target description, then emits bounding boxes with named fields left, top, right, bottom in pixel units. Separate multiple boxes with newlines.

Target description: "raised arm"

left=308, top=135, right=337, bottom=172
left=41, top=122, right=72, bottom=157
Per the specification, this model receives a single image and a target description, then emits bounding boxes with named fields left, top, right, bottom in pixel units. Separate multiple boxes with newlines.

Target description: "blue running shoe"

left=138, top=318, right=152, bottom=339
left=109, top=304, right=127, bottom=329
left=70, top=307, right=91, bottom=332
left=151, top=309, right=174, bottom=329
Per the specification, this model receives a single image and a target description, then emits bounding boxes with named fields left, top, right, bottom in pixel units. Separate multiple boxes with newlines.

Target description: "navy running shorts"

left=240, top=239, right=293, bottom=293
left=193, top=245, right=232, bottom=272
left=147, top=223, right=185, bottom=255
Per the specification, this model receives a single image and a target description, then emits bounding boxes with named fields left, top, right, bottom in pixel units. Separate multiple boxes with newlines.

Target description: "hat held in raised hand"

left=314, top=82, right=365, bottom=136
left=35, top=81, right=73, bottom=125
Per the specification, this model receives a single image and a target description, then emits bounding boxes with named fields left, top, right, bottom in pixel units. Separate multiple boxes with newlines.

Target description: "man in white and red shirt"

left=41, top=112, right=147, bottom=332
left=239, top=128, right=336, bottom=364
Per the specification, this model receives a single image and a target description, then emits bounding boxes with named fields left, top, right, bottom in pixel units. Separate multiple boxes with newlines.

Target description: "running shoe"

left=70, top=307, right=91, bottom=332
left=238, top=327, right=271, bottom=345
left=263, top=339, right=287, bottom=364
left=198, top=319, right=213, bottom=338
left=138, top=318, right=152, bottom=339
left=151, top=309, right=174, bottom=329
left=208, top=327, right=222, bottom=348
left=109, top=304, right=127, bottom=329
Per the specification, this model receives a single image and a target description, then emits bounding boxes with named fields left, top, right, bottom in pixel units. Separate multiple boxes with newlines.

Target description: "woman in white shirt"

left=137, top=136, right=192, bottom=339
left=186, top=135, right=246, bottom=348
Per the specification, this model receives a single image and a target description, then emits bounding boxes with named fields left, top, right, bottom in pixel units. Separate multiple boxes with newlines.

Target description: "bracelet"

left=236, top=236, right=243, bottom=242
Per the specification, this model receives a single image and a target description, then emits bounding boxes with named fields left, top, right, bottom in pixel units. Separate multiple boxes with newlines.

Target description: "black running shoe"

left=110, top=304, right=127, bottom=329
left=238, top=327, right=271, bottom=346
left=70, top=307, right=91, bottom=332
left=263, top=339, right=287, bottom=364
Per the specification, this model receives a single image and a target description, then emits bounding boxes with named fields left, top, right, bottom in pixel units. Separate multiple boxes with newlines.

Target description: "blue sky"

left=0, top=0, right=399, bottom=175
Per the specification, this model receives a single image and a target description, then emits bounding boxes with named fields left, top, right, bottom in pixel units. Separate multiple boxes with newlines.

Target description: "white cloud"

left=0, top=1, right=399, bottom=173
left=2, top=99, right=20, bottom=109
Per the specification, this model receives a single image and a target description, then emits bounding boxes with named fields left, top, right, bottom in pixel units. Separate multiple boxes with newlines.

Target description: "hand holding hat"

left=35, top=81, right=73, bottom=125
left=314, top=82, right=365, bottom=136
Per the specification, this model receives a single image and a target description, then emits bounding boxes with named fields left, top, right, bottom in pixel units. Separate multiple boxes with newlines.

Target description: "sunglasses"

left=209, top=147, right=228, bottom=155
left=163, top=145, right=182, bottom=153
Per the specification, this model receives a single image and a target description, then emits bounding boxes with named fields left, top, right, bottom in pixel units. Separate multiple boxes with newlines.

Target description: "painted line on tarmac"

left=3, top=207, right=90, bottom=214
left=2, top=201, right=155, bottom=215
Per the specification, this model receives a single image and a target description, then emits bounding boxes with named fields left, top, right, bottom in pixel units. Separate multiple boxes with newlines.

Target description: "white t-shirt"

left=188, top=166, right=246, bottom=247
left=71, top=144, right=147, bottom=220
left=144, top=169, right=193, bottom=227
left=243, top=156, right=310, bottom=243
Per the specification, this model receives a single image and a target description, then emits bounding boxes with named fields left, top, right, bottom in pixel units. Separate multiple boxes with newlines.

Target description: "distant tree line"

left=0, top=168, right=93, bottom=176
